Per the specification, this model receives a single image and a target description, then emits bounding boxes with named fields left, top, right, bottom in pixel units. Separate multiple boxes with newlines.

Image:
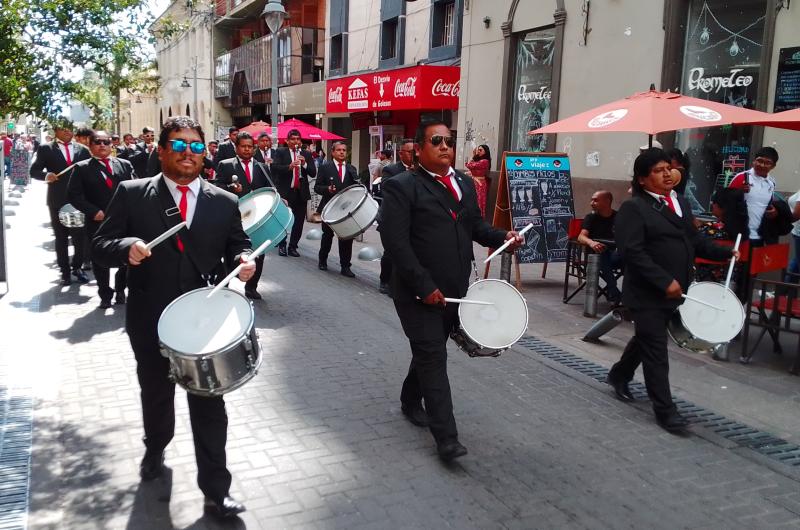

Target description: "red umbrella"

left=238, top=120, right=271, bottom=137
left=529, top=89, right=772, bottom=142
left=277, top=118, right=344, bottom=141
left=737, top=107, right=800, bottom=131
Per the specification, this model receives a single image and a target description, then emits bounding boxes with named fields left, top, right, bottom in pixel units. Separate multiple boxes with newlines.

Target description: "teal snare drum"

left=238, top=188, right=293, bottom=250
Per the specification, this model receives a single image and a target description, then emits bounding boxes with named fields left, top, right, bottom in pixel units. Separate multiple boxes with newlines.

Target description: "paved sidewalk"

left=2, top=180, right=800, bottom=529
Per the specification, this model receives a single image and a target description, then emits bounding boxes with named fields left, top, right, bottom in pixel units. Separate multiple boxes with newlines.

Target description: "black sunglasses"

left=427, top=135, right=455, bottom=148
left=91, top=139, right=112, bottom=145
left=169, top=139, right=206, bottom=154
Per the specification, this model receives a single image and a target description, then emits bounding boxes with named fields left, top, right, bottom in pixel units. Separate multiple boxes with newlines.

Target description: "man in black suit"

left=253, top=132, right=274, bottom=169
left=272, top=128, right=316, bottom=257
left=314, top=141, right=358, bottom=276
left=116, top=133, right=137, bottom=161
left=68, top=130, right=135, bottom=308
left=377, top=139, right=416, bottom=294
left=92, top=116, right=254, bottom=518
left=216, top=131, right=274, bottom=299
left=30, top=123, right=92, bottom=285
left=128, top=126, right=157, bottom=178
left=212, top=126, right=238, bottom=165
left=203, top=140, right=219, bottom=182
left=607, top=149, right=737, bottom=433
left=380, top=120, right=523, bottom=461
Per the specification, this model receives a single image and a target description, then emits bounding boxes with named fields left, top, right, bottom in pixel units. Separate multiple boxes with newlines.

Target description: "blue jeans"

left=786, top=234, right=800, bottom=283
left=599, top=250, right=622, bottom=299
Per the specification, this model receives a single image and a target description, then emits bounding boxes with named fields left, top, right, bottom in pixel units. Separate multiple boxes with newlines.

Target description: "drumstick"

left=47, top=163, right=78, bottom=182
left=724, top=233, right=743, bottom=290
left=484, top=223, right=534, bottom=264
left=681, top=294, right=724, bottom=311
left=444, top=298, right=495, bottom=306
left=206, top=238, right=273, bottom=298
left=144, top=222, right=187, bottom=251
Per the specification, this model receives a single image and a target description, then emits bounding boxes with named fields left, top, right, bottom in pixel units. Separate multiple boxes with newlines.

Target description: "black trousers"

left=394, top=300, right=459, bottom=443
left=319, top=223, right=353, bottom=268
left=279, top=189, right=307, bottom=250
left=379, top=252, right=392, bottom=284
left=245, top=254, right=264, bottom=292
left=94, top=263, right=127, bottom=301
left=608, top=307, right=676, bottom=417
left=48, top=206, right=85, bottom=274
left=129, top=331, right=231, bottom=502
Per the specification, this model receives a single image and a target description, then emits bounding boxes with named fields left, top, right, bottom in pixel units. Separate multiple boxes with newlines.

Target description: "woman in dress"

left=465, top=144, right=492, bottom=218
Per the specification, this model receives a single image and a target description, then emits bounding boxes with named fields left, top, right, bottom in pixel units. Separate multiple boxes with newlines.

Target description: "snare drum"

left=158, top=287, right=262, bottom=396
left=58, top=203, right=85, bottom=228
left=450, top=279, right=529, bottom=357
left=321, top=185, right=379, bottom=240
left=667, top=281, right=744, bottom=353
left=239, top=188, right=293, bottom=250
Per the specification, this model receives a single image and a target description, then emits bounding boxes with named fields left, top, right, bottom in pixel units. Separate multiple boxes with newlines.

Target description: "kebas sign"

left=326, top=65, right=460, bottom=113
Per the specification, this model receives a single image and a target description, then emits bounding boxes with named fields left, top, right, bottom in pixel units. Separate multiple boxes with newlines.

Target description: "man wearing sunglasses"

left=68, top=130, right=134, bottom=308
left=272, top=128, right=317, bottom=257
left=379, top=119, right=524, bottom=462
left=92, top=116, right=255, bottom=519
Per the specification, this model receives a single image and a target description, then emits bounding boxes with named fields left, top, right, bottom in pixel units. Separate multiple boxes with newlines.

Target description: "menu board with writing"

left=505, top=153, right=574, bottom=264
left=774, top=47, right=800, bottom=113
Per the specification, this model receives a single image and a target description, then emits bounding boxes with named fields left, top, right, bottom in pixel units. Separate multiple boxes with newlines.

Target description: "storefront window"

left=510, top=28, right=555, bottom=152
left=676, top=0, right=767, bottom=213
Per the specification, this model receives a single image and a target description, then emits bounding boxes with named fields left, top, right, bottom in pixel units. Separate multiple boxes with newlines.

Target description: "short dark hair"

left=414, top=119, right=449, bottom=145
left=257, top=132, right=270, bottom=140
left=142, top=126, right=155, bottom=134
left=754, top=146, right=779, bottom=164
left=631, top=148, right=672, bottom=193
left=235, top=131, right=254, bottom=145
left=123, top=133, right=134, bottom=139
left=665, top=147, right=690, bottom=171
left=75, top=127, right=94, bottom=138
left=158, top=116, right=205, bottom=148
left=208, top=140, right=218, bottom=146
left=331, top=141, right=348, bottom=150
left=111, top=134, right=120, bottom=140
left=228, top=126, right=239, bottom=133
left=710, top=188, right=750, bottom=239
left=380, top=149, right=393, bottom=158
left=287, top=128, right=302, bottom=139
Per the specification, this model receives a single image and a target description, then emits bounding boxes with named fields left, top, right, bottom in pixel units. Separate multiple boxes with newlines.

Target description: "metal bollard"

left=583, top=309, right=624, bottom=342
left=500, top=251, right=512, bottom=283
left=583, top=252, right=600, bottom=317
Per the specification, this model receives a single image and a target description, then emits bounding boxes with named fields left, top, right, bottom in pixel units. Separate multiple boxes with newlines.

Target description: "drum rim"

left=667, top=314, right=717, bottom=353
left=158, top=286, right=255, bottom=358
left=677, top=281, right=745, bottom=343
left=457, top=279, right=530, bottom=350
left=180, top=331, right=263, bottom=397
left=321, top=184, right=373, bottom=225
left=239, top=188, right=283, bottom=233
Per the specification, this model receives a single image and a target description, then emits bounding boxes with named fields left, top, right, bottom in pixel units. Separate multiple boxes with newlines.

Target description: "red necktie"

left=209, top=168, right=215, bottom=181
left=663, top=194, right=676, bottom=213
left=100, top=159, right=113, bottom=189
left=176, top=185, right=190, bottom=252
left=292, top=150, right=300, bottom=188
left=435, top=174, right=460, bottom=201
left=338, top=162, right=344, bottom=184
left=62, top=143, right=72, bottom=165
left=243, top=160, right=252, bottom=184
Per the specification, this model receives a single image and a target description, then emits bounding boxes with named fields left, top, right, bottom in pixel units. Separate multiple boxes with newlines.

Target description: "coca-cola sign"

left=394, top=77, right=417, bottom=98
left=327, top=86, right=343, bottom=104
left=432, top=79, right=460, bottom=97
left=687, top=67, right=754, bottom=94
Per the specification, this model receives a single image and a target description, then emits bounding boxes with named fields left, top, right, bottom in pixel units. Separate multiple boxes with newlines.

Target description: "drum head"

left=679, top=282, right=744, bottom=344
left=158, top=287, right=254, bottom=356
left=458, top=279, right=529, bottom=349
left=321, top=185, right=367, bottom=224
left=239, top=189, right=278, bottom=232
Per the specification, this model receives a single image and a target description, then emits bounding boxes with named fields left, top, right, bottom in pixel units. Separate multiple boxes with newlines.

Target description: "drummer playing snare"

left=606, top=148, right=739, bottom=434
left=92, top=116, right=254, bottom=518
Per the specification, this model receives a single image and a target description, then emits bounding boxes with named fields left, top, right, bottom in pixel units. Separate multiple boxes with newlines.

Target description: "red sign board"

left=326, top=65, right=460, bottom=113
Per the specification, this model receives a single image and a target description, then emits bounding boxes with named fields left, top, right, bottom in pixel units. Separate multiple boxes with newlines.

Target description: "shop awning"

left=325, top=65, right=460, bottom=113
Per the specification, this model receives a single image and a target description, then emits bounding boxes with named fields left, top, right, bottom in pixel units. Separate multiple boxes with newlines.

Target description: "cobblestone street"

left=2, top=180, right=800, bottom=529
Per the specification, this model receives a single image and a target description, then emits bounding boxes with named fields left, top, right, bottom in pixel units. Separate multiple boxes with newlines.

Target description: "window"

left=510, top=29, right=555, bottom=152
left=330, top=34, right=344, bottom=71
left=329, top=0, right=349, bottom=75
left=429, top=0, right=461, bottom=60
left=381, top=18, right=398, bottom=61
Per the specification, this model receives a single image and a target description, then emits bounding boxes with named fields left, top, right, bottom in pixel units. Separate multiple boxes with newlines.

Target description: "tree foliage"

left=0, top=0, right=153, bottom=121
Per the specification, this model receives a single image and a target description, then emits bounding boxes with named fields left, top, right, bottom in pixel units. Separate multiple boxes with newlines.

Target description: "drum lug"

left=206, top=376, right=217, bottom=391
left=243, top=338, right=253, bottom=352
left=200, top=359, right=209, bottom=372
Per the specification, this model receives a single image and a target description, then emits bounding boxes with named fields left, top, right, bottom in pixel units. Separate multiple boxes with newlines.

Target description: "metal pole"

left=500, top=252, right=512, bottom=283
left=583, top=252, right=600, bottom=317
left=582, top=309, right=624, bottom=342
left=270, top=31, right=279, bottom=144
left=193, top=57, right=199, bottom=122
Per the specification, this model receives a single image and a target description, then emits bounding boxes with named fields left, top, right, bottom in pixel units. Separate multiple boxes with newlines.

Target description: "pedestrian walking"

left=315, top=141, right=358, bottom=277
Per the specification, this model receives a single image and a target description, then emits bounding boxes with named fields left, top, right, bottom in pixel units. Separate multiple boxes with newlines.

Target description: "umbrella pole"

left=648, top=134, right=653, bottom=148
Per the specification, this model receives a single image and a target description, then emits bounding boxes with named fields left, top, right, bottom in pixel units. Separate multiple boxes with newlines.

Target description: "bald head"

left=590, top=190, right=613, bottom=216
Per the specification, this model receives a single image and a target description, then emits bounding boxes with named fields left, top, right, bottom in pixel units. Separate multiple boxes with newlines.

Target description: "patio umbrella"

left=278, top=118, right=344, bottom=141
left=736, top=107, right=800, bottom=131
left=238, top=120, right=271, bottom=137
left=528, top=88, right=772, bottom=145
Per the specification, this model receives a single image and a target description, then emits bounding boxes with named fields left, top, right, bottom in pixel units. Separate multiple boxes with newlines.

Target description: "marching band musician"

left=607, top=149, right=738, bottom=433
left=379, top=119, right=523, bottom=461
left=272, top=128, right=317, bottom=257
left=314, top=141, right=359, bottom=277
left=92, top=117, right=255, bottom=519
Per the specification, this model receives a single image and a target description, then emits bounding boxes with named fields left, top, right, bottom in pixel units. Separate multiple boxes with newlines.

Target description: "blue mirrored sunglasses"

left=169, top=139, right=206, bottom=154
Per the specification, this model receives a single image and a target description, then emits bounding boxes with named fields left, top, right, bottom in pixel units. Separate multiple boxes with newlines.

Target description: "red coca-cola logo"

left=328, top=86, right=343, bottom=104
left=394, top=77, right=417, bottom=98
left=432, top=79, right=460, bottom=97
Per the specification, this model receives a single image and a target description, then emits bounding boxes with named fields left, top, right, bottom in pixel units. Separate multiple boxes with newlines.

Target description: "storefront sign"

left=279, top=81, right=327, bottom=115
left=326, top=65, right=460, bottom=113
left=774, top=47, right=800, bottom=112
left=686, top=67, right=754, bottom=94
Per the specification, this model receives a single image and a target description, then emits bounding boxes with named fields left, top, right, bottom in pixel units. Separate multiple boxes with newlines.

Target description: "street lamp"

left=181, top=77, right=191, bottom=88
left=262, top=0, right=287, bottom=144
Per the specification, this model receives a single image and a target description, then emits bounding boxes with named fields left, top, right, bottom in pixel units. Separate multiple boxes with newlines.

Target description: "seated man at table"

left=578, top=190, right=622, bottom=304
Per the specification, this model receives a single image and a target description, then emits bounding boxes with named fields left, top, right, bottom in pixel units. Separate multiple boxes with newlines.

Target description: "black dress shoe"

left=656, top=412, right=689, bottom=433
left=379, top=282, right=390, bottom=295
left=401, top=405, right=429, bottom=427
left=81, top=262, right=92, bottom=271
left=340, top=267, right=355, bottom=278
left=605, top=374, right=634, bottom=402
left=437, top=439, right=468, bottom=462
left=139, top=452, right=165, bottom=481
left=278, top=246, right=288, bottom=257
left=204, top=496, right=246, bottom=518
left=318, top=262, right=328, bottom=271
left=288, top=248, right=300, bottom=257
left=61, top=273, right=72, bottom=286
left=244, top=289, right=262, bottom=300
left=115, top=291, right=126, bottom=305
left=99, top=299, right=113, bottom=309
left=72, top=269, right=90, bottom=284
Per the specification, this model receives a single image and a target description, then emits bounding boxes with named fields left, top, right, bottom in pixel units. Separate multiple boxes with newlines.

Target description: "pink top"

left=465, top=158, right=490, bottom=178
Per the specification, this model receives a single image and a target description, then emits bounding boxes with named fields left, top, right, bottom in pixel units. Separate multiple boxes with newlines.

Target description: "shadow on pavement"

left=50, top=305, right=125, bottom=344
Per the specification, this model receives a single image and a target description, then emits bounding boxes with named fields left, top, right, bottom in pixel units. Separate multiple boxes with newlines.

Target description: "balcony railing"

left=215, top=27, right=324, bottom=100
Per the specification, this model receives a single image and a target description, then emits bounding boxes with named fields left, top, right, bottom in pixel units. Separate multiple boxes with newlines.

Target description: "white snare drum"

left=667, top=281, right=745, bottom=353
left=158, top=287, right=262, bottom=396
left=321, top=184, right=379, bottom=240
left=450, top=279, right=529, bottom=357
left=58, top=203, right=85, bottom=228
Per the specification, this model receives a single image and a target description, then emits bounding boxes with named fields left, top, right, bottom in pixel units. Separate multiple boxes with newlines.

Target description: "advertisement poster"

left=774, top=46, right=800, bottom=113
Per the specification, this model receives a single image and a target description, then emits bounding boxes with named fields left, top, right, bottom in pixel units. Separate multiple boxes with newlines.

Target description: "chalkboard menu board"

left=504, top=153, right=575, bottom=264
left=774, top=47, right=800, bottom=113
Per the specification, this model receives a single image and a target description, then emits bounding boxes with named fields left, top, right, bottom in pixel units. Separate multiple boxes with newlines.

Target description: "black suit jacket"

left=381, top=162, right=410, bottom=180
left=67, top=157, right=134, bottom=235
left=615, top=192, right=732, bottom=309
left=379, top=168, right=507, bottom=302
left=215, top=157, right=273, bottom=198
left=314, top=160, right=359, bottom=211
left=213, top=140, right=237, bottom=165
left=128, top=143, right=157, bottom=178
left=92, top=176, right=251, bottom=342
left=30, top=141, right=91, bottom=208
left=253, top=147, right=275, bottom=166
left=272, top=147, right=316, bottom=202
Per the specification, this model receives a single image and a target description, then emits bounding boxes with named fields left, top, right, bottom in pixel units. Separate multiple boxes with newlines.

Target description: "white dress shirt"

left=420, top=165, right=463, bottom=200
left=163, top=176, right=201, bottom=227
left=644, top=189, right=683, bottom=217
left=58, top=140, right=74, bottom=162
